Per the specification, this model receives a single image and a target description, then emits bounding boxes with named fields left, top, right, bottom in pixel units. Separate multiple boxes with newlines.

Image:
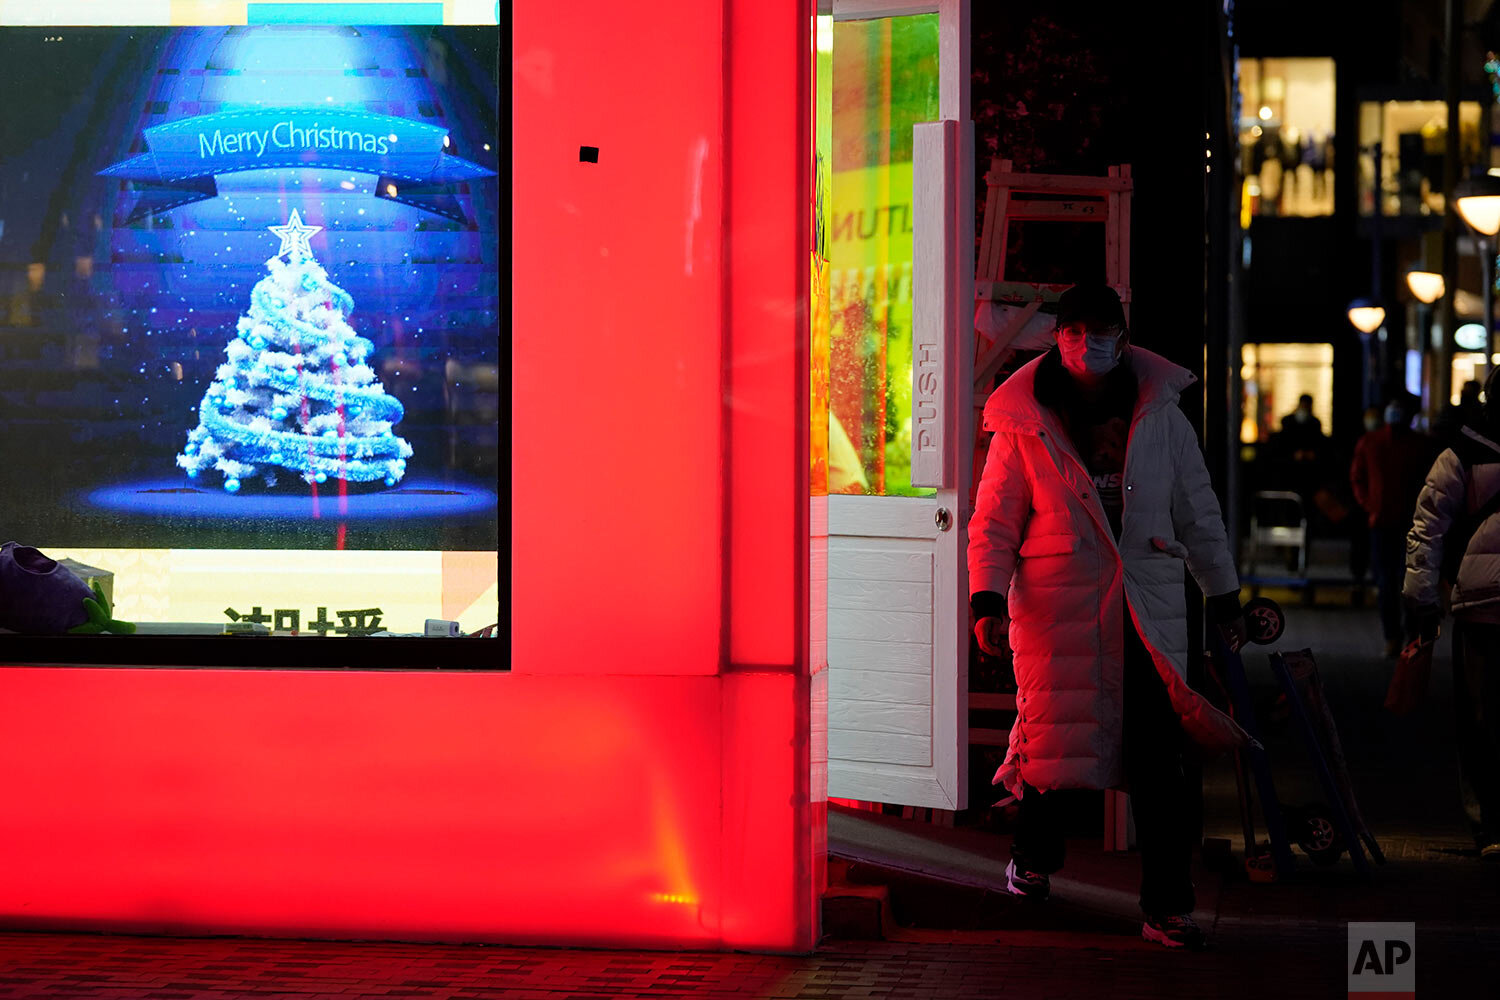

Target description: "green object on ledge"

left=65, top=580, right=136, bottom=635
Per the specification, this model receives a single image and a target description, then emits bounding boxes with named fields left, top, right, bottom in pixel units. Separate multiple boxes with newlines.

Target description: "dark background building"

left=1230, top=0, right=1498, bottom=579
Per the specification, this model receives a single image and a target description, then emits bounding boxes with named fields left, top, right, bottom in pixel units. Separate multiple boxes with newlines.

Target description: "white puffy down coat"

left=1404, top=424, right=1500, bottom=618
left=968, top=347, right=1248, bottom=798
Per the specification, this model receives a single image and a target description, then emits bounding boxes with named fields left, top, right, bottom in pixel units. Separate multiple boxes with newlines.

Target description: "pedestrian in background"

left=1435, top=380, right=1484, bottom=450
left=1279, top=393, right=1327, bottom=462
left=1404, top=367, right=1500, bottom=861
left=968, top=283, right=1249, bottom=951
left=1351, top=395, right=1441, bottom=657
left=1347, top=407, right=1384, bottom=596
left=1268, top=394, right=1330, bottom=556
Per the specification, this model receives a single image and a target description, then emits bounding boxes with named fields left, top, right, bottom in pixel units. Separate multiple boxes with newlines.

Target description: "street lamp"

left=1406, top=269, right=1445, bottom=304
left=1349, top=140, right=1389, bottom=411
left=1454, top=173, right=1500, bottom=382
left=1348, top=299, right=1386, bottom=412
left=1347, top=299, right=1387, bottom=333
left=1406, top=268, right=1445, bottom=419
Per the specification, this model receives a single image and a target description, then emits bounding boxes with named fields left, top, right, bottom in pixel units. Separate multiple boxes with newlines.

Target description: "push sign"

left=1348, top=922, right=1415, bottom=998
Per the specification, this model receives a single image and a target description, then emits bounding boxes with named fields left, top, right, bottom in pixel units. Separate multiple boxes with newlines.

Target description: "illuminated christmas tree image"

left=177, top=210, right=413, bottom=493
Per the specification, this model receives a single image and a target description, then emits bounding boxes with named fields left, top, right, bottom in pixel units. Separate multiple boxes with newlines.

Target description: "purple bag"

left=0, top=542, right=95, bottom=634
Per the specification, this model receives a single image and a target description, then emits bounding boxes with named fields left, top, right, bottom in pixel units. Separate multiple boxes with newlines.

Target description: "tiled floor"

left=0, top=918, right=1490, bottom=1000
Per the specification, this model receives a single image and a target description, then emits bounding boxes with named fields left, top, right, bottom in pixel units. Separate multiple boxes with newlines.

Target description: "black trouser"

left=1349, top=516, right=1370, bottom=582
left=1370, top=523, right=1408, bottom=642
left=1453, top=620, right=1500, bottom=847
left=1011, top=617, right=1196, bottom=917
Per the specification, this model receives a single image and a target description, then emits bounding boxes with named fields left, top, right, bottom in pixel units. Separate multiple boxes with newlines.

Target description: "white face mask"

left=1058, top=332, right=1122, bottom=377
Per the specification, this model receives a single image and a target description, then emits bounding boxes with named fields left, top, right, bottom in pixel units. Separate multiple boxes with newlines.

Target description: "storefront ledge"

left=0, top=634, right=502, bottom=669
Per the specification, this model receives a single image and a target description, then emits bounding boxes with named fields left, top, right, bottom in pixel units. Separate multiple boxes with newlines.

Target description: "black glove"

left=971, top=590, right=1007, bottom=622
left=1205, top=591, right=1243, bottom=626
left=1204, top=591, right=1246, bottom=653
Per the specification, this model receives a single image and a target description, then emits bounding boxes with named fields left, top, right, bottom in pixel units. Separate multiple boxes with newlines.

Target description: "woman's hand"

left=975, top=615, right=1008, bottom=657
left=1206, top=591, right=1247, bottom=653
left=1216, top=615, right=1248, bottom=654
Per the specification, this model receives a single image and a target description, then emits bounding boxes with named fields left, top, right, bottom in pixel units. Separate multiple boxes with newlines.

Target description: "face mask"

left=1384, top=404, right=1404, bottom=425
left=1294, top=410, right=1311, bottom=424
left=1058, top=332, right=1122, bottom=377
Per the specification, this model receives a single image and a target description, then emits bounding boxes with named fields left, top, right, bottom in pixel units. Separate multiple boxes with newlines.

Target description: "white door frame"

left=830, top=1, right=967, bottom=121
left=825, top=0, right=973, bottom=811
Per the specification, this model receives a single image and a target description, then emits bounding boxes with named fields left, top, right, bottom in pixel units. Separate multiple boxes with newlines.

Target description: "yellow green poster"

left=826, top=11, right=936, bottom=497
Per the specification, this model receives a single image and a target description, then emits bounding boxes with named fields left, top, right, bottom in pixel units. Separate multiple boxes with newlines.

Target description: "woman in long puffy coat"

left=967, top=284, right=1249, bottom=951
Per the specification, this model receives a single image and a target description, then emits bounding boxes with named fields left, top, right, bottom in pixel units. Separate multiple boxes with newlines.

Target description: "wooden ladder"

left=969, top=157, right=1135, bottom=851
left=972, top=158, right=1134, bottom=457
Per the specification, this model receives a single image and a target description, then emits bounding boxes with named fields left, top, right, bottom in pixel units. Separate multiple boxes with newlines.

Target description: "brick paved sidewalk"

left=0, top=929, right=1368, bottom=1000
left=0, top=867, right=1495, bottom=1000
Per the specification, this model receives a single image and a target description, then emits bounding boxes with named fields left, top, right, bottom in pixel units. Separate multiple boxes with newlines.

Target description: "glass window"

left=1240, top=343, right=1334, bottom=443
left=1452, top=352, right=1500, bottom=404
left=1237, top=58, right=1336, bottom=219
left=813, top=14, right=833, bottom=498
left=0, top=26, right=499, bottom=649
left=1357, top=100, right=1484, bottom=217
left=828, top=13, right=939, bottom=497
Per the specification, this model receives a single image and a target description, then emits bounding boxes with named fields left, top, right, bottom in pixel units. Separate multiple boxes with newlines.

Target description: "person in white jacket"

left=1402, top=365, right=1500, bottom=861
left=968, top=283, right=1248, bottom=951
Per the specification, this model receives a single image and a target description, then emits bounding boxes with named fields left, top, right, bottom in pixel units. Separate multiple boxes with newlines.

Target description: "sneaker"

left=1481, top=841, right=1500, bottom=862
left=1142, top=913, right=1209, bottom=951
left=1004, top=858, right=1050, bottom=900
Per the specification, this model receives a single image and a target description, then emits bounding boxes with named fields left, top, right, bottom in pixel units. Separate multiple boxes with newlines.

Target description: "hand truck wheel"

left=1292, top=805, right=1344, bottom=866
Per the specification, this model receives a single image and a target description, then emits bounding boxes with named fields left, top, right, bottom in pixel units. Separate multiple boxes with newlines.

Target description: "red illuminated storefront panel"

left=0, top=0, right=820, bottom=953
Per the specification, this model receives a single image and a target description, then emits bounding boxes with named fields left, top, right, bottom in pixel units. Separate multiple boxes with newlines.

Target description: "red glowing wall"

left=0, top=0, right=820, bottom=953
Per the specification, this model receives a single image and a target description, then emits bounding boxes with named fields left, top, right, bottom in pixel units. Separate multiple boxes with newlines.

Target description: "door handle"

left=911, top=118, right=973, bottom=490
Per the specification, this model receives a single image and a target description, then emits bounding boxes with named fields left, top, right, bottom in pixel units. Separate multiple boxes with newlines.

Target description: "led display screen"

left=0, top=25, right=499, bottom=557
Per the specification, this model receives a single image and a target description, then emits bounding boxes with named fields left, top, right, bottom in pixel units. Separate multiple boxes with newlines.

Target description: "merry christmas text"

left=198, top=121, right=392, bottom=159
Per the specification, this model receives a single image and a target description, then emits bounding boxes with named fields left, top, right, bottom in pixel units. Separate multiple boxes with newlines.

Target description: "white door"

left=825, top=0, right=973, bottom=810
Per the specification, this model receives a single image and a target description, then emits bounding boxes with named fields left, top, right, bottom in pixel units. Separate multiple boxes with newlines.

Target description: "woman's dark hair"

left=1055, top=282, right=1127, bottom=333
